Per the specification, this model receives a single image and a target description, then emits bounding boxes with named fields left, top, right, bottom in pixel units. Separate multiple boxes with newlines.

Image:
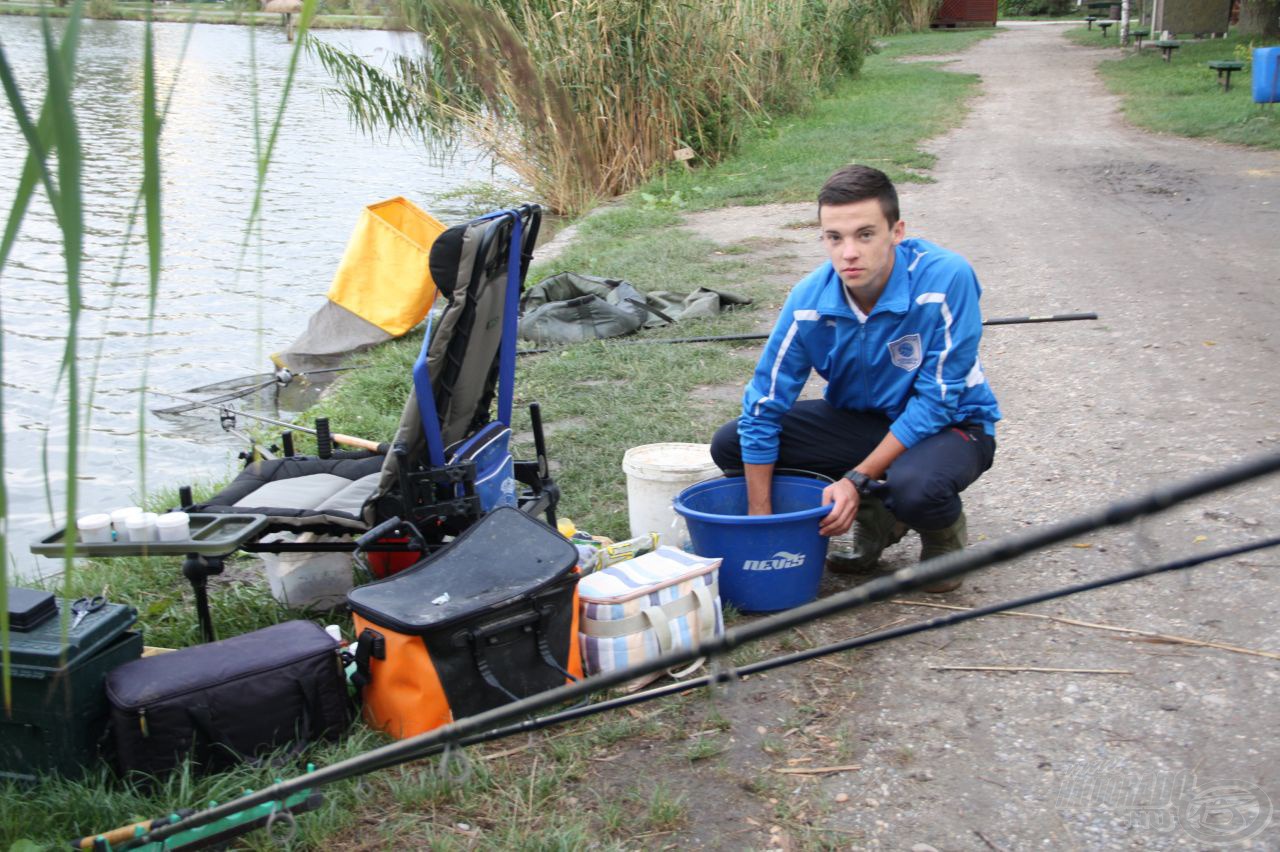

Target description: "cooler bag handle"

left=638, top=603, right=701, bottom=680
left=641, top=582, right=718, bottom=680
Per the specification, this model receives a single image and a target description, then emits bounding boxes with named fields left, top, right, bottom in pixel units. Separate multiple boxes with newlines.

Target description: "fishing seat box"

left=0, top=592, right=142, bottom=782
left=347, top=507, right=582, bottom=739
left=105, top=620, right=352, bottom=777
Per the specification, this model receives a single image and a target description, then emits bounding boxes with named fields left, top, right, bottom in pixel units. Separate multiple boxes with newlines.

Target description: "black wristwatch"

left=843, top=469, right=873, bottom=496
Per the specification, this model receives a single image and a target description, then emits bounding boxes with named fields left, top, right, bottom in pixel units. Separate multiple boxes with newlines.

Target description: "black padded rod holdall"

left=105, top=620, right=352, bottom=777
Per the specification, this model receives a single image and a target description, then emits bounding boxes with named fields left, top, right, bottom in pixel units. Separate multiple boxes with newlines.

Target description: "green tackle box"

left=0, top=597, right=142, bottom=782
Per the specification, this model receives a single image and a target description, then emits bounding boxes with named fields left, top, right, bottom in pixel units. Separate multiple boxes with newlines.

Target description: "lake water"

left=0, top=17, right=506, bottom=577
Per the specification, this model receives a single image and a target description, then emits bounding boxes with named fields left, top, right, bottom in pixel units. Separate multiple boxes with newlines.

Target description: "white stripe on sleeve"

left=915, top=293, right=952, bottom=400
left=753, top=310, right=819, bottom=416
left=966, top=357, right=985, bottom=388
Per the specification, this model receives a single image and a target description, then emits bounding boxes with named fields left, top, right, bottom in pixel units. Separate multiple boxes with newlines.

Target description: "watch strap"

left=843, top=470, right=873, bottom=495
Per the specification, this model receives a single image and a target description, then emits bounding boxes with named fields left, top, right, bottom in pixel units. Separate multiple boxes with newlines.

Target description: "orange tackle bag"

left=346, top=507, right=582, bottom=739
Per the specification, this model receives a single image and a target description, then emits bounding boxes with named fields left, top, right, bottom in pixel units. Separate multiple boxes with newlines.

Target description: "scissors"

left=70, top=595, right=106, bottom=630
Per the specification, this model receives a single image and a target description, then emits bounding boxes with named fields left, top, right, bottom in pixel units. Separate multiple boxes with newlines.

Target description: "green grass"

left=1, top=26, right=993, bottom=849
left=1064, top=29, right=1280, bottom=148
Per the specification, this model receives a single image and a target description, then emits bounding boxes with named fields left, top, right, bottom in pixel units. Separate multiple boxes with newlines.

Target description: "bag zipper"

left=578, top=561, right=719, bottom=605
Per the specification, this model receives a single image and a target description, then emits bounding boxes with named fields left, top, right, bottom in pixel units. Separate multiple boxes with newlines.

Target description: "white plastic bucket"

left=260, top=532, right=354, bottom=610
left=621, top=443, right=720, bottom=547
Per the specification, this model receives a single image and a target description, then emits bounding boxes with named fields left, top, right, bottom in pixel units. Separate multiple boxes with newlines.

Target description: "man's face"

left=819, top=199, right=905, bottom=309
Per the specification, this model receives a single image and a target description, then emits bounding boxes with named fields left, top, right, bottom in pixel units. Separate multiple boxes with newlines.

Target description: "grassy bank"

left=1065, top=28, right=1280, bottom=148
left=7, top=28, right=995, bottom=849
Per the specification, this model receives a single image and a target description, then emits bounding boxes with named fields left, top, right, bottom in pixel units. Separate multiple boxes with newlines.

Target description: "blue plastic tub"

left=1254, top=47, right=1280, bottom=104
left=673, top=475, right=831, bottom=612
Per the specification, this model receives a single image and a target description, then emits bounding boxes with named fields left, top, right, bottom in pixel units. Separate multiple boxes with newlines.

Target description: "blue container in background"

left=1254, top=47, right=1280, bottom=104
left=673, top=475, right=831, bottom=612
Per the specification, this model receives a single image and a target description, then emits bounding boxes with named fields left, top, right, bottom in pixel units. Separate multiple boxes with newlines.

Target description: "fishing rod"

left=516, top=312, right=1100, bottom=355
left=149, top=390, right=390, bottom=454
left=127, top=449, right=1280, bottom=847
left=99, top=531, right=1280, bottom=851
left=152, top=377, right=280, bottom=414
left=183, top=364, right=360, bottom=397
left=347, top=532, right=1280, bottom=778
left=149, top=367, right=365, bottom=415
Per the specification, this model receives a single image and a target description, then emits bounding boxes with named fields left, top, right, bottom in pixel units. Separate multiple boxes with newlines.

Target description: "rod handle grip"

left=333, top=434, right=390, bottom=454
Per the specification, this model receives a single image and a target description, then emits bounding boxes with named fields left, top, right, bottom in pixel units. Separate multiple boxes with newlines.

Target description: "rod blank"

left=132, top=449, right=1280, bottom=847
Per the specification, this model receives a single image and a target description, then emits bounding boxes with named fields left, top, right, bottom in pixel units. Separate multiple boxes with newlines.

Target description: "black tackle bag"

left=106, top=620, right=352, bottom=777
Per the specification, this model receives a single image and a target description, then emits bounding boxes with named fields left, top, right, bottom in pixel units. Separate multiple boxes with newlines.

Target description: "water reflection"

left=0, top=17, right=507, bottom=575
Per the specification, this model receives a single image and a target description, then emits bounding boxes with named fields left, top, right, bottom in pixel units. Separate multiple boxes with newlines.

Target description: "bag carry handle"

left=186, top=678, right=317, bottom=769
left=466, top=603, right=578, bottom=702
left=641, top=581, right=718, bottom=680
left=351, top=628, right=386, bottom=691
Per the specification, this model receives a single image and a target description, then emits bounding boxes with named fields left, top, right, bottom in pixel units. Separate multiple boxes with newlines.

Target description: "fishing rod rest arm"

left=356, top=516, right=427, bottom=553
left=182, top=553, right=226, bottom=643
left=373, top=443, right=480, bottom=540
left=315, top=418, right=332, bottom=459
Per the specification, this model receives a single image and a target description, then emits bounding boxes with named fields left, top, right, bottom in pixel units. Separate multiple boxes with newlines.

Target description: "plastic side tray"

left=30, top=514, right=269, bottom=558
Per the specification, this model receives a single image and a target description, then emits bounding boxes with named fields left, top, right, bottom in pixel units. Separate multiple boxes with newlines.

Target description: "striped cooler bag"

left=577, top=546, right=723, bottom=681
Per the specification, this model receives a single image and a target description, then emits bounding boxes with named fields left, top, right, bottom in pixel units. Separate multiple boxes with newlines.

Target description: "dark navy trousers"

left=710, top=399, right=996, bottom=531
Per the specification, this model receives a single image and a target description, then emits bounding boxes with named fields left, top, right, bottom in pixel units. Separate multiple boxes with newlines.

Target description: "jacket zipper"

left=138, top=707, right=149, bottom=738
left=858, top=319, right=871, bottom=404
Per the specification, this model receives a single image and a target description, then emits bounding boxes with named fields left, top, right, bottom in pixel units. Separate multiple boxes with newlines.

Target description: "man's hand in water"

left=744, top=461, right=774, bottom=516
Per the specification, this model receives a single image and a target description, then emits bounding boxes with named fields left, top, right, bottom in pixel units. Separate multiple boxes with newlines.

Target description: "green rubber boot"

left=916, top=511, right=968, bottom=593
left=827, top=496, right=907, bottom=575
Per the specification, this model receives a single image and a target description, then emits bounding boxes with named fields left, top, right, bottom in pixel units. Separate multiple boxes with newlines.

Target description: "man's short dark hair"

left=818, top=165, right=899, bottom=225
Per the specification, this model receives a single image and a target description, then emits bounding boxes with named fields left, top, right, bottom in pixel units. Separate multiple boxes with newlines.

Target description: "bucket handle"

left=683, top=467, right=835, bottom=489
left=669, top=468, right=835, bottom=514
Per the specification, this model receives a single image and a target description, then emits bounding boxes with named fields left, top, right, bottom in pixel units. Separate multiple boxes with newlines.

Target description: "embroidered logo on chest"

left=886, top=334, right=923, bottom=371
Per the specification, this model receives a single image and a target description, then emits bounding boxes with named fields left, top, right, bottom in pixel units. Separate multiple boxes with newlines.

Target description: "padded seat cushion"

left=194, top=455, right=385, bottom=532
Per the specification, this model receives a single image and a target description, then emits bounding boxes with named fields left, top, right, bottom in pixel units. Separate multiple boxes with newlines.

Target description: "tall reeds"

left=903, top=0, right=944, bottom=31
left=314, top=0, right=874, bottom=215
left=0, top=3, right=88, bottom=710
left=0, top=0, right=315, bottom=713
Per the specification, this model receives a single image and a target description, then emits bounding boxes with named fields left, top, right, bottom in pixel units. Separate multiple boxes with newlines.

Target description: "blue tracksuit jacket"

left=738, top=238, right=1002, bottom=465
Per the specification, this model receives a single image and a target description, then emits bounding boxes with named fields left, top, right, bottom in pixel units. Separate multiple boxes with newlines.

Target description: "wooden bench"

left=1155, top=40, right=1181, bottom=62
left=1207, top=60, right=1246, bottom=92
left=1097, top=20, right=1114, bottom=36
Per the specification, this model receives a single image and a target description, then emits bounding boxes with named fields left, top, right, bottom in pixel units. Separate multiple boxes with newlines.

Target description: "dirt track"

left=592, top=25, right=1280, bottom=849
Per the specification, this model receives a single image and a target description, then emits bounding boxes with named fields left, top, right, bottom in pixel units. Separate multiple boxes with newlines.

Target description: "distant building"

left=1150, top=0, right=1232, bottom=35
left=934, top=0, right=999, bottom=27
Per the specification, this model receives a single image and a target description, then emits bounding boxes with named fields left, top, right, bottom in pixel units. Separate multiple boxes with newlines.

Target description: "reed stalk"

left=0, top=0, right=314, bottom=717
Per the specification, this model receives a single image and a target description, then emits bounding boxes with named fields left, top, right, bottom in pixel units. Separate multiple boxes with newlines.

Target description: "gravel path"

left=602, top=25, right=1280, bottom=850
